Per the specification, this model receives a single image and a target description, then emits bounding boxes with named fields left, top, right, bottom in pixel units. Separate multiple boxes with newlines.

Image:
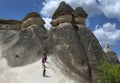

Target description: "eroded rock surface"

left=48, top=1, right=117, bottom=83
left=103, top=44, right=119, bottom=64
left=0, top=12, right=48, bottom=67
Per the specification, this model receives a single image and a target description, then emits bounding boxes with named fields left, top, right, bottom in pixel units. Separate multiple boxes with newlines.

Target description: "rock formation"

left=0, top=1, right=119, bottom=83
left=0, top=12, right=48, bottom=67
left=72, top=6, right=107, bottom=82
left=51, top=1, right=73, bottom=26
left=48, top=1, right=111, bottom=83
left=72, top=7, right=88, bottom=26
left=103, top=44, right=119, bottom=64
left=22, top=12, right=45, bottom=29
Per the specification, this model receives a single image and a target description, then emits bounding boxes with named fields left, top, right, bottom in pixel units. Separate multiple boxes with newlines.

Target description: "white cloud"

left=40, top=1, right=60, bottom=17
left=98, top=0, right=120, bottom=20
left=93, top=22, right=120, bottom=46
left=43, top=17, right=51, bottom=29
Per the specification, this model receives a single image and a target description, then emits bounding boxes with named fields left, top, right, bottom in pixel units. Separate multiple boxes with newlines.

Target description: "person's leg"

left=43, top=69, right=45, bottom=76
left=44, top=57, right=46, bottom=62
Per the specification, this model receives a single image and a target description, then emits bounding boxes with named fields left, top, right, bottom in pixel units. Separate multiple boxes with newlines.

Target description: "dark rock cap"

left=0, top=19, right=22, bottom=24
left=72, top=7, right=88, bottom=18
left=52, top=1, right=73, bottom=19
left=22, top=12, right=44, bottom=23
left=23, top=12, right=40, bottom=21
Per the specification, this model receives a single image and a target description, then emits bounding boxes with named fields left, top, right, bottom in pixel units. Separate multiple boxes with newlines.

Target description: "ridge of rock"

left=103, top=44, right=119, bottom=64
left=52, top=1, right=73, bottom=19
left=0, top=19, right=22, bottom=31
left=0, top=19, right=22, bottom=24
left=103, top=44, right=112, bottom=53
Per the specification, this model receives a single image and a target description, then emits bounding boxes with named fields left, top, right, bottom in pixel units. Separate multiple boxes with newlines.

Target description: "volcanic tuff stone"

left=0, top=12, right=48, bottom=67
left=72, top=7, right=88, bottom=26
left=72, top=7, right=88, bottom=18
left=103, top=44, right=119, bottom=64
left=51, top=15, right=73, bottom=26
left=0, top=1, right=119, bottom=83
left=48, top=1, right=118, bottom=83
left=1, top=24, right=48, bottom=67
left=49, top=1, right=93, bottom=83
left=22, top=12, right=42, bottom=21
left=48, top=23, right=92, bottom=83
left=22, top=12, right=45, bottom=29
left=75, top=25, right=106, bottom=82
left=52, top=1, right=73, bottom=19
left=51, top=1, right=73, bottom=26
left=51, top=2, right=88, bottom=27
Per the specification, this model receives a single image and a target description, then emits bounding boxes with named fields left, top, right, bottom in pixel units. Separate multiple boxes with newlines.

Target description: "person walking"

left=41, top=51, right=48, bottom=77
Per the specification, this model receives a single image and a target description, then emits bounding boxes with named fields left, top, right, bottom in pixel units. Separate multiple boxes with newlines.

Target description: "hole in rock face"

left=73, top=25, right=78, bottom=31
left=15, top=55, right=19, bottom=58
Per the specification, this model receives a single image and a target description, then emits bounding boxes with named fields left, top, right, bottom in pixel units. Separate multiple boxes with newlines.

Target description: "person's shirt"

left=42, top=58, right=45, bottom=63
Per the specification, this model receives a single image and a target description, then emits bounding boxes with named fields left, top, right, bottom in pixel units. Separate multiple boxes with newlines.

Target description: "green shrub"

left=98, top=59, right=120, bottom=83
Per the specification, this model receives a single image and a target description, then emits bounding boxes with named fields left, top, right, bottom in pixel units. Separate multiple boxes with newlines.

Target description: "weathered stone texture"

left=48, top=23, right=91, bottom=83
left=1, top=24, right=48, bottom=67
left=22, top=17, right=45, bottom=29
left=52, top=1, right=73, bottom=19
left=51, top=15, right=73, bottom=26
left=103, top=44, right=119, bottom=64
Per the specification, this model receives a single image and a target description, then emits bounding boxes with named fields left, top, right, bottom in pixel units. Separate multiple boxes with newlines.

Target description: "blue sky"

left=0, top=0, right=120, bottom=59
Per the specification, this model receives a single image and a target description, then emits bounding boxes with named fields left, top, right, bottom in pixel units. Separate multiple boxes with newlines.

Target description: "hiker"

left=43, top=52, right=47, bottom=62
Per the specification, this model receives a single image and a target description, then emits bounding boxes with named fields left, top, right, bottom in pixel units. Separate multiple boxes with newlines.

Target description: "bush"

left=98, top=59, right=120, bottom=83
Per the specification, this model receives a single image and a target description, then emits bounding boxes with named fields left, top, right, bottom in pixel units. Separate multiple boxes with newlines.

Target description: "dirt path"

left=0, top=57, right=74, bottom=83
